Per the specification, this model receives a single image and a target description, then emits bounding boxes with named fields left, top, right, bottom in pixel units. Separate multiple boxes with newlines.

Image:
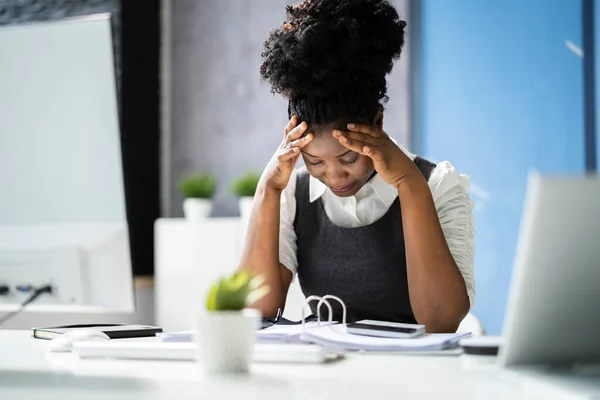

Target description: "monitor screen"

left=0, top=14, right=134, bottom=314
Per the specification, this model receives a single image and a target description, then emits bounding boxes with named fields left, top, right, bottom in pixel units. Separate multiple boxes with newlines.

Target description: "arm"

left=398, top=173, right=471, bottom=333
left=334, top=124, right=472, bottom=332
left=238, top=116, right=312, bottom=317
left=238, top=183, right=293, bottom=317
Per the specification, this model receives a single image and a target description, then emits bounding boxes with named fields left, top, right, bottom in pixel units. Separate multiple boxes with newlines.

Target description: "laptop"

left=498, top=172, right=600, bottom=367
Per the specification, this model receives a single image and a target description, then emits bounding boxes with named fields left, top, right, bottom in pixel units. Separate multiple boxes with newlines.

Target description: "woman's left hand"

left=333, top=123, right=422, bottom=188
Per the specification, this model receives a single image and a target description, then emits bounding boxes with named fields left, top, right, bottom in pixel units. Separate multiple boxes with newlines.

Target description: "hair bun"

left=260, top=0, right=406, bottom=101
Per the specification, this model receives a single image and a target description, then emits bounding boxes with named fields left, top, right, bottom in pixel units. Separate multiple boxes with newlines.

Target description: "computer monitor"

left=0, top=15, right=134, bottom=314
left=498, top=172, right=600, bottom=367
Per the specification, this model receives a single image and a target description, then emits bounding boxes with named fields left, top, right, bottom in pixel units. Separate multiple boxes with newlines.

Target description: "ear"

left=374, top=108, right=384, bottom=129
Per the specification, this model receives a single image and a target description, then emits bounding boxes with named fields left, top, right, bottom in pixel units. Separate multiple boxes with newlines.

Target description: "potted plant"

left=231, top=170, right=261, bottom=220
left=178, top=171, right=216, bottom=221
left=196, top=270, right=269, bottom=374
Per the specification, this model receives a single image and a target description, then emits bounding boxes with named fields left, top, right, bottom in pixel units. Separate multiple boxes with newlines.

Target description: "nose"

left=325, top=165, right=348, bottom=188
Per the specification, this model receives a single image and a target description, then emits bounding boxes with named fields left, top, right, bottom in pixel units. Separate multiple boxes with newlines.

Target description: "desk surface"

left=0, top=331, right=599, bottom=400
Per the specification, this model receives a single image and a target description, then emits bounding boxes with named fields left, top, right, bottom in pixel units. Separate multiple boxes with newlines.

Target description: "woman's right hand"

left=263, top=116, right=313, bottom=191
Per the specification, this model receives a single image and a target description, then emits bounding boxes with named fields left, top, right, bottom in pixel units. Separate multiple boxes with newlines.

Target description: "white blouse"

left=278, top=142, right=476, bottom=307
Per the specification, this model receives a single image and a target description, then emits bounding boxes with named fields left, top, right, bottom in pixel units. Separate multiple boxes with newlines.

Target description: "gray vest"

left=293, top=157, right=436, bottom=323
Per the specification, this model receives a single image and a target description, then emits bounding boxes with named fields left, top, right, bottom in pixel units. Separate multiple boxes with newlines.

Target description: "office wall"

left=163, top=0, right=411, bottom=217
left=414, top=0, right=585, bottom=334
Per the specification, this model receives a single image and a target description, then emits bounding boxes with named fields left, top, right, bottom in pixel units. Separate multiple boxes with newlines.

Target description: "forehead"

left=307, top=122, right=345, bottom=134
left=302, top=123, right=349, bottom=158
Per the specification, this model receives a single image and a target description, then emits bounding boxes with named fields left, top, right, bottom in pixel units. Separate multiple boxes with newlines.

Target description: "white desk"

left=1, top=331, right=599, bottom=399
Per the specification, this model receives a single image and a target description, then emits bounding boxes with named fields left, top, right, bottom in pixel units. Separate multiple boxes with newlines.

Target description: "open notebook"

left=160, top=295, right=470, bottom=352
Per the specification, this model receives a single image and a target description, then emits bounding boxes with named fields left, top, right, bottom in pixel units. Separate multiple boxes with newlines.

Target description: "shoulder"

left=417, top=159, right=473, bottom=209
left=389, top=136, right=470, bottom=196
left=413, top=156, right=437, bottom=182
left=288, top=166, right=311, bottom=194
left=281, top=168, right=299, bottom=202
left=428, top=160, right=470, bottom=194
left=280, top=166, right=310, bottom=214
left=294, top=166, right=310, bottom=180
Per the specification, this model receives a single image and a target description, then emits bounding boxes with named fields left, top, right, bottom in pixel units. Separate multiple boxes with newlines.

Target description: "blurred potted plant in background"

left=231, top=170, right=261, bottom=220
left=178, top=171, right=216, bottom=221
left=197, top=270, right=269, bottom=374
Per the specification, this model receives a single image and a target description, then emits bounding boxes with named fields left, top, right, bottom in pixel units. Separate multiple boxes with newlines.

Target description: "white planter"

left=238, top=196, right=254, bottom=221
left=196, top=308, right=261, bottom=374
left=183, top=198, right=212, bottom=221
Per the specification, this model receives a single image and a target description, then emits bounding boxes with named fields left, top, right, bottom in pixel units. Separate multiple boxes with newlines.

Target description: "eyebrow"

left=301, top=149, right=353, bottom=159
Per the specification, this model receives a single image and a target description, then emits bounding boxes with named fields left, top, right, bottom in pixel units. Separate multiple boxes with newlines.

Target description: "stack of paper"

left=256, top=321, right=331, bottom=343
left=300, top=325, right=471, bottom=351
left=159, top=324, right=470, bottom=352
left=159, top=322, right=331, bottom=344
left=159, top=330, right=195, bottom=343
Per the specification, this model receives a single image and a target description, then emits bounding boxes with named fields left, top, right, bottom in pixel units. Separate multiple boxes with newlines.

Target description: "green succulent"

left=178, top=172, right=216, bottom=199
left=206, top=270, right=270, bottom=311
left=231, top=171, right=261, bottom=197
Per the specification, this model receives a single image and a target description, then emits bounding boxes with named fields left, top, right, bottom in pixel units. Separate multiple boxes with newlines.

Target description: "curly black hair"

left=260, top=0, right=406, bottom=126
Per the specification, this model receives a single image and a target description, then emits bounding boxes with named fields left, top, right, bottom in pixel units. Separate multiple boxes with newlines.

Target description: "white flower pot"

left=183, top=198, right=212, bottom=221
left=196, top=308, right=261, bottom=374
left=238, top=196, right=254, bottom=220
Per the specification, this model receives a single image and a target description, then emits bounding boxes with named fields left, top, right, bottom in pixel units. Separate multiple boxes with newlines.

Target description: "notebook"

left=32, top=324, right=163, bottom=340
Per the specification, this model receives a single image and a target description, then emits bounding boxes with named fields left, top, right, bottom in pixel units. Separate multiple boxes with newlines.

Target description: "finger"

left=335, top=134, right=368, bottom=155
left=287, top=133, right=313, bottom=149
left=278, top=146, right=300, bottom=161
left=363, top=145, right=385, bottom=161
left=333, top=130, right=379, bottom=146
left=284, top=116, right=298, bottom=137
left=346, top=123, right=385, bottom=138
left=285, top=121, right=307, bottom=143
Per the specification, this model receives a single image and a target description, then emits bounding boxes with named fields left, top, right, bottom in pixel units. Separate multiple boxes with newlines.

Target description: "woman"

left=239, top=0, right=474, bottom=333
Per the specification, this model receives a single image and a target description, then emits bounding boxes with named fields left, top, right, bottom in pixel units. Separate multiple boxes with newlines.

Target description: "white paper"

left=160, top=324, right=470, bottom=352
left=256, top=321, right=332, bottom=343
left=159, top=322, right=330, bottom=344
left=300, top=325, right=471, bottom=351
left=158, top=330, right=195, bottom=343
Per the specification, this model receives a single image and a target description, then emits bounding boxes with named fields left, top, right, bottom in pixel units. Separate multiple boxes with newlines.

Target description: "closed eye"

left=340, top=156, right=358, bottom=165
left=308, top=160, right=323, bottom=166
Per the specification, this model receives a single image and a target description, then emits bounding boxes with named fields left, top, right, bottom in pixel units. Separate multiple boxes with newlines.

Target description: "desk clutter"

left=255, top=295, right=470, bottom=351
left=159, top=321, right=469, bottom=352
left=54, top=295, right=472, bottom=367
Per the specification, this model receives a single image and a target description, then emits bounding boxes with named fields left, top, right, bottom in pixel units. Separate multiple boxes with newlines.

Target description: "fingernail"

left=332, top=130, right=340, bottom=137
left=347, top=123, right=355, bottom=128
left=341, top=137, right=348, bottom=143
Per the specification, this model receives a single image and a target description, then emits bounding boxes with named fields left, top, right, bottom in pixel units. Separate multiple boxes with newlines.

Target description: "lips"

left=330, top=183, right=355, bottom=194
